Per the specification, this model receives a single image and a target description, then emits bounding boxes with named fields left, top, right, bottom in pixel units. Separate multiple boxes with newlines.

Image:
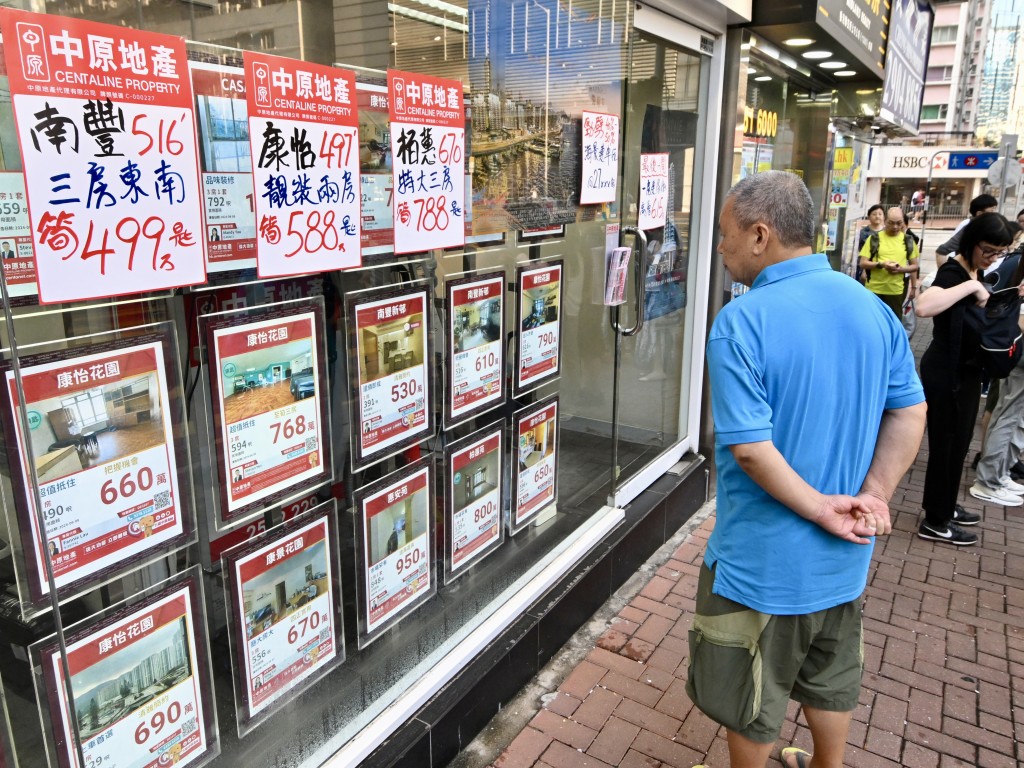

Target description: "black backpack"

left=954, top=286, right=1023, bottom=379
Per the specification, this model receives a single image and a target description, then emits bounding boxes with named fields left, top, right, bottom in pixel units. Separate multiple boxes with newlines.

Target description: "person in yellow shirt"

left=858, top=206, right=920, bottom=317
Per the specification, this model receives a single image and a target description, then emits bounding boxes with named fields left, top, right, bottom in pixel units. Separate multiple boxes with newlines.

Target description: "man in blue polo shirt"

left=687, top=172, right=926, bottom=768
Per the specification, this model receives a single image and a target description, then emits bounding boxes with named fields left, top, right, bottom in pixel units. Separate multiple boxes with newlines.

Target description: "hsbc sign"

left=867, top=146, right=991, bottom=178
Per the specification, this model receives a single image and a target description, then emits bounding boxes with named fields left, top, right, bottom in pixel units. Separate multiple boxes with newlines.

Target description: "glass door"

left=608, top=24, right=711, bottom=506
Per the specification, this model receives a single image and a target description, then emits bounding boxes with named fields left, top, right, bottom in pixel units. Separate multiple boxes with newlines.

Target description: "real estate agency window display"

left=0, top=0, right=673, bottom=765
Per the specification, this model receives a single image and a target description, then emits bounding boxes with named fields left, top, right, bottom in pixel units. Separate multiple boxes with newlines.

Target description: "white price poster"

left=189, top=62, right=258, bottom=272
left=351, top=287, right=431, bottom=467
left=229, top=511, right=340, bottom=726
left=40, top=578, right=216, bottom=768
left=4, top=337, right=188, bottom=599
left=638, top=153, right=669, bottom=230
left=447, top=428, right=503, bottom=577
left=446, top=272, right=505, bottom=426
left=387, top=69, right=466, bottom=254
left=0, top=170, right=38, bottom=298
left=515, top=261, right=562, bottom=395
left=513, top=397, right=558, bottom=529
left=580, top=111, right=619, bottom=205
left=0, top=8, right=207, bottom=303
left=359, top=462, right=433, bottom=636
left=209, top=308, right=329, bottom=523
left=245, top=51, right=361, bottom=277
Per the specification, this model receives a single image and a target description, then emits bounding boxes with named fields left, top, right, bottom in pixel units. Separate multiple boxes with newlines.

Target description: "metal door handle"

left=610, top=226, right=647, bottom=337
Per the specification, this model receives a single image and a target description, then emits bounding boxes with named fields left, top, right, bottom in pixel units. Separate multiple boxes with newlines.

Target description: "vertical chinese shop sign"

left=387, top=70, right=465, bottom=254
left=245, top=52, right=361, bottom=277
left=0, top=9, right=206, bottom=303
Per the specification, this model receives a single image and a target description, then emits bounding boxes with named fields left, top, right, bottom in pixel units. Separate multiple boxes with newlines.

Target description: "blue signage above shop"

left=948, top=151, right=999, bottom=170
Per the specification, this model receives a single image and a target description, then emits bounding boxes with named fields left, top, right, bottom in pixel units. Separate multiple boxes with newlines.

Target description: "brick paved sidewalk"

left=482, top=318, right=1024, bottom=768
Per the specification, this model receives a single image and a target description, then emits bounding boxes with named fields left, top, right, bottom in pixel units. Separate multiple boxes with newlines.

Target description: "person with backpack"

left=859, top=206, right=920, bottom=317
left=915, top=213, right=1019, bottom=544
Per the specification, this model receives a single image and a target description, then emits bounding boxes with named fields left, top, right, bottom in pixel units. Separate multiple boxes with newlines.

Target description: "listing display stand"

left=509, top=396, right=559, bottom=534
left=352, top=456, right=436, bottom=648
left=443, top=269, right=506, bottom=429
left=199, top=298, right=332, bottom=530
left=30, top=567, right=220, bottom=768
left=513, top=260, right=563, bottom=397
left=0, top=324, right=196, bottom=612
left=344, top=282, right=433, bottom=472
left=222, top=501, right=344, bottom=737
left=441, top=423, right=505, bottom=584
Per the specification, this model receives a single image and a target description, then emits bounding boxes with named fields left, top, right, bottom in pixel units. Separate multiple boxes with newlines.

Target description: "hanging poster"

left=190, top=61, right=257, bottom=272
left=356, top=458, right=434, bottom=643
left=512, top=396, right=558, bottom=531
left=2, top=335, right=190, bottom=599
left=348, top=286, right=431, bottom=469
left=225, top=506, right=342, bottom=732
left=387, top=69, right=465, bottom=254
left=579, top=111, right=619, bottom=205
left=638, top=152, right=668, bottom=230
left=514, top=260, right=562, bottom=396
left=207, top=303, right=330, bottom=523
left=356, top=82, right=394, bottom=255
left=445, top=426, right=504, bottom=580
left=0, top=170, right=38, bottom=298
left=37, top=576, right=217, bottom=768
left=245, top=52, right=361, bottom=277
left=445, top=271, right=505, bottom=427
left=0, top=8, right=206, bottom=303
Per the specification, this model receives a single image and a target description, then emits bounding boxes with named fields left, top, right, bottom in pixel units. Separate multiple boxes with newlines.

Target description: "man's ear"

left=751, top=221, right=770, bottom=254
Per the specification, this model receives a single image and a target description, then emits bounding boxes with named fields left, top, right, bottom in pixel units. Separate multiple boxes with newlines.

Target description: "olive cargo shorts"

left=686, top=563, right=864, bottom=743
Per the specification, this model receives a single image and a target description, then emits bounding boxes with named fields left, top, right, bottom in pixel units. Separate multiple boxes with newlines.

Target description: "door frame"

left=610, top=4, right=725, bottom=508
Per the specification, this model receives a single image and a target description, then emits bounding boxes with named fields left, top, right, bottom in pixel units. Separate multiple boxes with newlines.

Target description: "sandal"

left=780, top=746, right=811, bottom=768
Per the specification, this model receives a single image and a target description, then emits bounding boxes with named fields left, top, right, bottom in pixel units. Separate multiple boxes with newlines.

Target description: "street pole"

left=918, top=149, right=949, bottom=261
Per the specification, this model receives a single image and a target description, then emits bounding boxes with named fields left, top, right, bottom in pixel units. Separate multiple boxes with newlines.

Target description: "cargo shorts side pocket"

left=686, top=608, right=771, bottom=732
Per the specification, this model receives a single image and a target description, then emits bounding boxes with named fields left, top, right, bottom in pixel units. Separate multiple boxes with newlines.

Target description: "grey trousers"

left=977, top=365, right=1024, bottom=488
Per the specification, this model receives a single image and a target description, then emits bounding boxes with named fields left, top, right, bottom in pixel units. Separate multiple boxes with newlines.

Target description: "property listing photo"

left=220, top=339, right=316, bottom=424
left=242, top=538, right=330, bottom=640
left=33, top=373, right=164, bottom=484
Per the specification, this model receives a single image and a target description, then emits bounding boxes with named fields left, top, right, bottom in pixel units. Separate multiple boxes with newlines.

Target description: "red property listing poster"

left=4, top=338, right=186, bottom=598
left=245, top=51, right=361, bottom=277
left=210, top=309, right=327, bottom=521
left=40, top=579, right=216, bottom=768
left=446, top=272, right=504, bottom=426
left=447, top=428, right=503, bottom=576
left=230, top=511, right=340, bottom=724
left=360, top=462, right=432, bottom=636
left=351, top=287, right=430, bottom=465
left=387, top=69, right=465, bottom=254
left=515, top=261, right=562, bottom=395
left=513, top=397, right=558, bottom=529
left=0, top=8, right=207, bottom=303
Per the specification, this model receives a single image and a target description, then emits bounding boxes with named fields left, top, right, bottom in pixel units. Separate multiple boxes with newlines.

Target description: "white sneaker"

left=999, top=476, right=1024, bottom=493
left=969, top=482, right=1024, bottom=506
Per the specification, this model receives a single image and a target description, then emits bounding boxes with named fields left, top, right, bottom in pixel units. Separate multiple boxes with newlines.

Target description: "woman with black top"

left=915, top=213, right=1017, bottom=545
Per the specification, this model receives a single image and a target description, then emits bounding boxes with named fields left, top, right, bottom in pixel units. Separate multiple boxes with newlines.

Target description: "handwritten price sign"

left=245, top=52, right=361, bottom=277
left=638, top=153, right=668, bottom=230
left=388, top=69, right=465, bottom=254
left=0, top=8, right=206, bottom=303
left=580, top=111, right=619, bottom=205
